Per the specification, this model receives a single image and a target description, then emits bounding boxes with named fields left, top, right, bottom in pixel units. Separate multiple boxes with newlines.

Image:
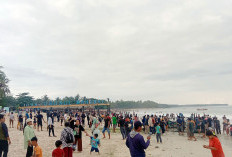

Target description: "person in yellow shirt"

left=31, top=137, right=43, bottom=157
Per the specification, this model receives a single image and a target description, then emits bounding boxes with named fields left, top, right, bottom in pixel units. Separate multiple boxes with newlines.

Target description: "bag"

left=73, top=130, right=77, bottom=136
left=65, top=129, right=74, bottom=143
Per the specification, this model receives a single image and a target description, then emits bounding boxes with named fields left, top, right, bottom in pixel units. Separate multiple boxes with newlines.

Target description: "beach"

left=5, top=113, right=232, bottom=157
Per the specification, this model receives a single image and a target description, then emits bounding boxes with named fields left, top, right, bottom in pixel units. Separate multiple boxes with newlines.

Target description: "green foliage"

left=0, top=96, right=17, bottom=107
left=111, top=100, right=168, bottom=109
left=16, top=92, right=34, bottom=107
left=0, top=66, right=10, bottom=100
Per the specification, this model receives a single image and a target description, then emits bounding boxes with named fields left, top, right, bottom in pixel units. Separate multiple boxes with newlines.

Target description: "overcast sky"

left=0, top=0, right=232, bottom=104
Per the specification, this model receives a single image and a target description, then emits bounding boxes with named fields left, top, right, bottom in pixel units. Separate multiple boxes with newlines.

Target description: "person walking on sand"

left=102, top=114, right=111, bottom=139
left=60, top=122, right=74, bottom=157
left=88, top=134, right=100, bottom=155
left=155, top=123, right=162, bottom=143
left=0, top=114, right=11, bottom=157
left=112, top=114, right=117, bottom=133
left=18, top=112, right=24, bottom=131
left=37, top=111, right=46, bottom=131
left=9, top=112, right=14, bottom=128
left=48, top=115, right=56, bottom=137
left=126, top=121, right=150, bottom=157
left=203, top=130, right=225, bottom=157
left=24, top=118, right=35, bottom=157
left=188, top=118, right=197, bottom=141
left=119, top=116, right=126, bottom=140
left=73, top=119, right=89, bottom=152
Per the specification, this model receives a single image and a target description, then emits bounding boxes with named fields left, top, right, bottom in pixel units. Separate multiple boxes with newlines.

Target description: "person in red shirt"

left=52, top=140, right=64, bottom=157
left=203, top=130, right=225, bottom=157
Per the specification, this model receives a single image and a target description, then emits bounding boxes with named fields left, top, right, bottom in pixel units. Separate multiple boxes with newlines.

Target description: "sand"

left=4, top=114, right=232, bottom=157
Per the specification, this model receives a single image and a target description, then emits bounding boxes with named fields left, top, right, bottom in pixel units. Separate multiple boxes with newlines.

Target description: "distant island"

left=162, top=104, right=228, bottom=108
left=111, top=100, right=228, bottom=109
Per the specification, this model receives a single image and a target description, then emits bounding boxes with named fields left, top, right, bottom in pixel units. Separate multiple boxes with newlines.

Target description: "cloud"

left=0, top=0, right=232, bottom=104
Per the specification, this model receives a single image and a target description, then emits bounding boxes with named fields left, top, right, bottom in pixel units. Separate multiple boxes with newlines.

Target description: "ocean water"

left=125, top=106, right=232, bottom=120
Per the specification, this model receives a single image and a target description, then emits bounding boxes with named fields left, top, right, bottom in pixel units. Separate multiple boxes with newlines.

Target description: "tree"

left=16, top=92, right=34, bottom=107
left=74, top=94, right=80, bottom=101
left=0, top=66, right=10, bottom=99
left=41, top=95, right=50, bottom=102
left=0, top=95, right=17, bottom=108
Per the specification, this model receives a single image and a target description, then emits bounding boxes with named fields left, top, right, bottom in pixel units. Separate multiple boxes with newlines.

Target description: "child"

left=155, top=123, right=162, bottom=143
left=89, top=134, right=100, bottom=155
left=31, top=137, right=43, bottom=157
left=52, top=140, right=64, bottom=157
left=33, top=116, right=37, bottom=129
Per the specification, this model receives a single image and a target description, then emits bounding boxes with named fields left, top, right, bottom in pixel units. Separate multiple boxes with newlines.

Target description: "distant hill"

left=111, top=100, right=169, bottom=109
left=111, top=101, right=228, bottom=109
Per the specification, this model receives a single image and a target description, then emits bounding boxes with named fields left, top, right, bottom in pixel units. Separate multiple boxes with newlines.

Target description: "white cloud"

left=0, top=0, right=232, bottom=104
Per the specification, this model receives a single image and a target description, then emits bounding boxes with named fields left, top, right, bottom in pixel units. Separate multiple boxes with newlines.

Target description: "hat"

left=26, top=118, right=33, bottom=123
left=208, top=127, right=214, bottom=131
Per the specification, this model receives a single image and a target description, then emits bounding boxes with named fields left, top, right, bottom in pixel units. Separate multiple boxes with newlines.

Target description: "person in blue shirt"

left=89, top=134, right=100, bottom=155
left=155, top=123, right=162, bottom=143
left=126, top=121, right=150, bottom=157
left=177, top=116, right=183, bottom=135
left=25, top=111, right=29, bottom=120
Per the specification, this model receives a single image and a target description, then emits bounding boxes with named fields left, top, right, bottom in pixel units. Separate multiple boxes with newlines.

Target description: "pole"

left=107, top=98, right=110, bottom=114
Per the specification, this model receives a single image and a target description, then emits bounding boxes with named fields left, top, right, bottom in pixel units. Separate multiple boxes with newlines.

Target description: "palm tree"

left=0, top=66, right=10, bottom=99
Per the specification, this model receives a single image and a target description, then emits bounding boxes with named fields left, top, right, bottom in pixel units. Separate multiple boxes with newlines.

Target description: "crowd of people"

left=0, top=109, right=230, bottom=157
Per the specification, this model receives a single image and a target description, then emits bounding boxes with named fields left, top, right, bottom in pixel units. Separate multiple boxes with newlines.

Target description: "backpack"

left=65, top=129, right=74, bottom=143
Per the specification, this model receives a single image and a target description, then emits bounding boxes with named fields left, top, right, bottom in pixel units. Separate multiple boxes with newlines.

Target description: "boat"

left=197, top=108, right=208, bottom=111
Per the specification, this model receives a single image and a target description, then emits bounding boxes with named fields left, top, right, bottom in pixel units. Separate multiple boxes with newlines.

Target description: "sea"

left=124, top=105, right=232, bottom=121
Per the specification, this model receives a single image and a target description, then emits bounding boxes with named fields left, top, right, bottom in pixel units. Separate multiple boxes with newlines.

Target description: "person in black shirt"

left=18, top=114, right=24, bottom=131
left=36, top=111, right=46, bottom=131
left=29, top=112, right=32, bottom=119
left=125, top=117, right=132, bottom=137
left=119, top=116, right=126, bottom=139
left=144, top=115, right=149, bottom=134
left=69, top=115, right=75, bottom=130
left=215, top=118, right=221, bottom=134
left=57, top=112, right=60, bottom=122
left=207, top=117, right=212, bottom=127
left=102, top=115, right=111, bottom=139
left=81, top=113, right=86, bottom=126
left=87, top=114, right=90, bottom=127
left=73, top=120, right=89, bottom=152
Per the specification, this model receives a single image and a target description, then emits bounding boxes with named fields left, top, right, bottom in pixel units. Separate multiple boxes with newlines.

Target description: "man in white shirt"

left=48, top=115, right=56, bottom=137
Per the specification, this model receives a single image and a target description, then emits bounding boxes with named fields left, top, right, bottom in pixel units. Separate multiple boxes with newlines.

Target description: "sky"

left=0, top=0, right=232, bottom=104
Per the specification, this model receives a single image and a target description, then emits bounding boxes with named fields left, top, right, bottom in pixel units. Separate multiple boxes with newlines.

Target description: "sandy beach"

left=5, top=114, right=232, bottom=157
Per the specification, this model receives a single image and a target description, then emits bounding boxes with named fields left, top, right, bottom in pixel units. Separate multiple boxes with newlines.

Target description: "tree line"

left=0, top=66, right=165, bottom=109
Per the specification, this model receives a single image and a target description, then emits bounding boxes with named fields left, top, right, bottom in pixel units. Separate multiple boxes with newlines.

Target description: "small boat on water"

left=197, top=108, right=208, bottom=111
